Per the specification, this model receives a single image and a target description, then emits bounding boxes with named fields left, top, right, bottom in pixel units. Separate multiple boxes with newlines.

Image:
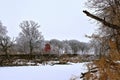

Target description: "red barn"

left=44, top=43, right=51, bottom=52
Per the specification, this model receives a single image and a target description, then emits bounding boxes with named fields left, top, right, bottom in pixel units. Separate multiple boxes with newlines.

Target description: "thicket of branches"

left=81, top=0, right=120, bottom=79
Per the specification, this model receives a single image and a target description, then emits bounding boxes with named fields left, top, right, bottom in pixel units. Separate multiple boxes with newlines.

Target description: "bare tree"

left=0, top=21, right=14, bottom=58
left=49, top=39, right=63, bottom=54
left=62, top=41, right=73, bottom=54
left=17, top=20, right=44, bottom=55
left=68, top=40, right=81, bottom=54
left=80, top=0, right=120, bottom=79
left=0, top=36, right=14, bottom=58
left=0, top=21, right=7, bottom=37
left=84, top=0, right=120, bottom=53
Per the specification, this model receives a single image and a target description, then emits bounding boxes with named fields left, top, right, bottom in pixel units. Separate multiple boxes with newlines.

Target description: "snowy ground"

left=0, top=63, right=88, bottom=80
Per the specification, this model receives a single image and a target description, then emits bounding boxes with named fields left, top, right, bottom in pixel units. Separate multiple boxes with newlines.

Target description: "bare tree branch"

left=83, top=10, right=120, bottom=30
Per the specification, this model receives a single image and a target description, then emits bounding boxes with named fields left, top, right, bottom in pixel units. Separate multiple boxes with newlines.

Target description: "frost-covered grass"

left=0, top=63, right=87, bottom=80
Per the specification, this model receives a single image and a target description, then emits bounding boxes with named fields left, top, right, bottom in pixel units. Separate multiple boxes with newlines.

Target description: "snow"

left=0, top=63, right=87, bottom=80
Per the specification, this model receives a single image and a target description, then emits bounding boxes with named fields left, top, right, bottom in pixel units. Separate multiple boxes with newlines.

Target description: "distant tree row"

left=47, top=39, right=92, bottom=55
left=0, top=20, right=97, bottom=59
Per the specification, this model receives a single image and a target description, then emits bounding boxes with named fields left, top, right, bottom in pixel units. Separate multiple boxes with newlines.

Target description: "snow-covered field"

left=0, top=63, right=87, bottom=80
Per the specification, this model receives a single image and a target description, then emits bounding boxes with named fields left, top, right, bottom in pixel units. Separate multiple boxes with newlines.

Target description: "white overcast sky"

left=0, top=0, right=96, bottom=42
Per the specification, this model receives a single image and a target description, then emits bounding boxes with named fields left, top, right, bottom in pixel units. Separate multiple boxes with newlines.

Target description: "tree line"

left=0, top=20, right=97, bottom=59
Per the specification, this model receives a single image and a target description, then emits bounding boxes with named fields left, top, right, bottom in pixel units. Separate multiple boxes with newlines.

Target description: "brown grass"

left=81, top=39, right=120, bottom=80
left=82, top=55, right=120, bottom=80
